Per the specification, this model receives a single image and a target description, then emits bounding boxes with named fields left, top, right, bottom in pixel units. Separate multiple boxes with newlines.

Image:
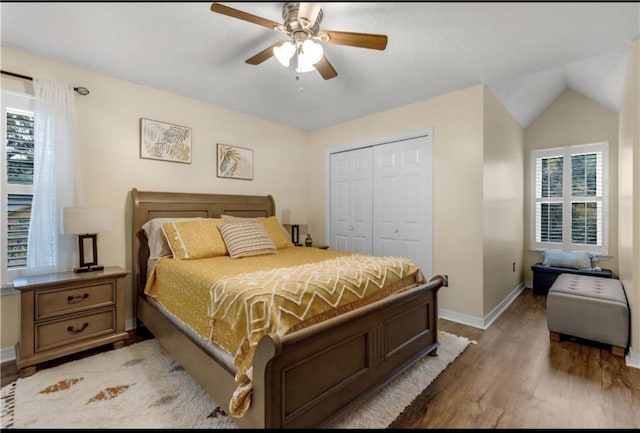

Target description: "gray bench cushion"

left=547, top=274, right=629, bottom=348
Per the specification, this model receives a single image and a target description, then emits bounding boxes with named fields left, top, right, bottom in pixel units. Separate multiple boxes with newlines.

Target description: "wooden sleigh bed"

left=131, top=188, right=446, bottom=428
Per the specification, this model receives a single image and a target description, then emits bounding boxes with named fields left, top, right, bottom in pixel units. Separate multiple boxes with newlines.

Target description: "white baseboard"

left=626, top=349, right=640, bottom=369
left=125, top=318, right=137, bottom=331
left=1, top=319, right=139, bottom=363
left=1, top=345, right=15, bottom=363
left=439, top=282, right=526, bottom=330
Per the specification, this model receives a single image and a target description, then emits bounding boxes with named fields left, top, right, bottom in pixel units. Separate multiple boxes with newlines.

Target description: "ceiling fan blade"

left=298, top=3, right=322, bottom=28
left=245, top=41, right=286, bottom=65
left=211, top=3, right=281, bottom=30
left=315, top=56, right=337, bottom=80
left=322, top=30, right=388, bottom=50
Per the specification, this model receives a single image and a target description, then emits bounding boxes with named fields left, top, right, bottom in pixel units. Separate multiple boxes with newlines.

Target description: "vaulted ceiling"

left=1, top=2, right=638, bottom=131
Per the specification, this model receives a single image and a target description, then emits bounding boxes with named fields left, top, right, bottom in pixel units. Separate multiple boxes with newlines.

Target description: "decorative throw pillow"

left=220, top=215, right=293, bottom=249
left=543, top=249, right=593, bottom=270
left=142, top=217, right=205, bottom=260
left=258, top=216, right=294, bottom=249
left=161, top=219, right=228, bottom=260
left=218, top=222, right=277, bottom=259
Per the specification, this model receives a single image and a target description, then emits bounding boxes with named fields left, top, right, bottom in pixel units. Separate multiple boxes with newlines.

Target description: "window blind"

left=5, top=109, right=34, bottom=269
left=531, top=143, right=607, bottom=254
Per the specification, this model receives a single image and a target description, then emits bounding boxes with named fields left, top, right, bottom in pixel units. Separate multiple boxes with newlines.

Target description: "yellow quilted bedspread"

left=144, top=248, right=424, bottom=417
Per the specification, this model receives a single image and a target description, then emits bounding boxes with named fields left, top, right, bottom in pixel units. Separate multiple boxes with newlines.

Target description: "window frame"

left=530, top=141, right=609, bottom=255
left=1, top=91, right=35, bottom=289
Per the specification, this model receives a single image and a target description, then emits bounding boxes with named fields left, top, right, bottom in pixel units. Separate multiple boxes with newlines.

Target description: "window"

left=531, top=142, right=608, bottom=255
left=1, top=92, right=35, bottom=287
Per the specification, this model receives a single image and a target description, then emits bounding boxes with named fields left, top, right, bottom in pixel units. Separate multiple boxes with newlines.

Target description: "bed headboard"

left=131, top=188, right=276, bottom=314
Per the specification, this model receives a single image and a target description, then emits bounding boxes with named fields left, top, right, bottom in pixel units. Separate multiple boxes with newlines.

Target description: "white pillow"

left=220, top=214, right=290, bottom=239
left=142, top=217, right=204, bottom=260
left=543, top=249, right=593, bottom=270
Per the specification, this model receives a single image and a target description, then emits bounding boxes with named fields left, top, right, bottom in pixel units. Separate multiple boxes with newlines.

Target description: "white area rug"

left=1, top=331, right=473, bottom=429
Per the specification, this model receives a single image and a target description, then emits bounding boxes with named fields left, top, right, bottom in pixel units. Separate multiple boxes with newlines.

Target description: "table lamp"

left=281, top=208, right=308, bottom=246
left=62, top=207, right=112, bottom=273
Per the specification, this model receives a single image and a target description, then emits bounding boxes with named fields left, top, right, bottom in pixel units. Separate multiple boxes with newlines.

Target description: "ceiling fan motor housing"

left=282, top=2, right=323, bottom=40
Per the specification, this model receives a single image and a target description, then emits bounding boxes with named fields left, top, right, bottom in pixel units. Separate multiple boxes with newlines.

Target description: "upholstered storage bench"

left=531, top=263, right=613, bottom=295
left=546, top=273, right=629, bottom=357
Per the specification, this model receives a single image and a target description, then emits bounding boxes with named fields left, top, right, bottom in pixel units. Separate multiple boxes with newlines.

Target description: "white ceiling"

left=1, top=2, right=638, bottom=131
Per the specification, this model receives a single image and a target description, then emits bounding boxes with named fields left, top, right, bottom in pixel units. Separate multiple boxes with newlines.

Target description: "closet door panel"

left=329, top=131, right=432, bottom=278
left=329, top=148, right=373, bottom=254
left=373, top=135, right=432, bottom=277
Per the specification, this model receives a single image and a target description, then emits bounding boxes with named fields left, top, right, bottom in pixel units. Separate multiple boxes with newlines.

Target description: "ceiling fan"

left=210, top=2, right=388, bottom=80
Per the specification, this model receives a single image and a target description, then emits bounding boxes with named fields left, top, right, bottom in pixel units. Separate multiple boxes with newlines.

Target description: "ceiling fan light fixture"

left=301, top=39, right=324, bottom=65
left=296, top=39, right=323, bottom=73
left=274, top=41, right=295, bottom=67
left=296, top=55, right=316, bottom=73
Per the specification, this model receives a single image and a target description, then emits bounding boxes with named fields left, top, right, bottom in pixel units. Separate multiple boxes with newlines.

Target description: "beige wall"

left=523, top=88, right=620, bottom=282
left=308, top=85, right=486, bottom=319
left=618, top=39, right=640, bottom=362
left=0, top=47, right=309, bottom=350
left=482, top=87, right=525, bottom=317
left=2, top=43, right=634, bottom=364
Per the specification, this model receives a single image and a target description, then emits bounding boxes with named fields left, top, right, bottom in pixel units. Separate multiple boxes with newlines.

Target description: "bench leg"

left=611, top=346, right=626, bottom=357
left=549, top=331, right=561, bottom=342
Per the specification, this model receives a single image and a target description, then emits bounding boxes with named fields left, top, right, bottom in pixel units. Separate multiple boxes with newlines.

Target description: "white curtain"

left=26, top=79, right=78, bottom=274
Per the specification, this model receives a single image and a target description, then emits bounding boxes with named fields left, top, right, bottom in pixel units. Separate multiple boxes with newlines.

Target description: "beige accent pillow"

left=218, top=222, right=277, bottom=259
left=142, top=217, right=205, bottom=260
left=220, top=215, right=293, bottom=249
left=161, top=219, right=228, bottom=260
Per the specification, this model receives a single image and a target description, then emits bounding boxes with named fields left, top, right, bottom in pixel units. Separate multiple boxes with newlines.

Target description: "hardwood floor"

left=391, top=288, right=640, bottom=429
left=2, top=288, right=639, bottom=428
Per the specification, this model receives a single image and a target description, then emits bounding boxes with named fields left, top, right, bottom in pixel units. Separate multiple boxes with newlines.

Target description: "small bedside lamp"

left=281, top=208, right=308, bottom=246
left=62, top=207, right=112, bottom=273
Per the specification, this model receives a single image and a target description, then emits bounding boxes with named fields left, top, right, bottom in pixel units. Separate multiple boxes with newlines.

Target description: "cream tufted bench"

left=547, top=273, right=629, bottom=357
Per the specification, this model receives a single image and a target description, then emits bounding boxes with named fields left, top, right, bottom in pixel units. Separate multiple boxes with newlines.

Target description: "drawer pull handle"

left=67, top=322, right=89, bottom=334
left=67, top=293, right=89, bottom=303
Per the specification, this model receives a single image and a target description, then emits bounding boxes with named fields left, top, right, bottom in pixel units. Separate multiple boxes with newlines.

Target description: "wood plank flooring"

left=2, top=288, right=639, bottom=428
left=391, top=288, right=640, bottom=429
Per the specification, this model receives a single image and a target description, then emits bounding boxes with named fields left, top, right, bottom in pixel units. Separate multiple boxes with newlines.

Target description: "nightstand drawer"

left=35, top=308, right=116, bottom=352
left=36, top=282, right=115, bottom=320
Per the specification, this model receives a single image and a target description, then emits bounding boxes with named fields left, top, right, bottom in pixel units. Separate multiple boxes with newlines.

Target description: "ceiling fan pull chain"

left=296, top=75, right=304, bottom=93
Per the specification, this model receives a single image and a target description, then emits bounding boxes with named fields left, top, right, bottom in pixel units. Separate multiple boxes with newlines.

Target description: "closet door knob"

left=393, top=228, right=399, bottom=233
left=349, top=226, right=354, bottom=231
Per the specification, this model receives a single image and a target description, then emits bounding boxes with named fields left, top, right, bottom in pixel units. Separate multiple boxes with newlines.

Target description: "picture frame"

left=217, top=143, right=254, bottom=180
left=140, top=118, right=192, bottom=163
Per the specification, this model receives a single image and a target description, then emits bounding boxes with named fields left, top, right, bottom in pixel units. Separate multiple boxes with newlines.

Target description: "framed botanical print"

left=217, top=143, right=253, bottom=180
left=140, top=118, right=192, bottom=163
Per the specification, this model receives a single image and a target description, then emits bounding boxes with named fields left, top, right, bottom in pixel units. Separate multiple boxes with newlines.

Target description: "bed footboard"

left=245, top=276, right=443, bottom=429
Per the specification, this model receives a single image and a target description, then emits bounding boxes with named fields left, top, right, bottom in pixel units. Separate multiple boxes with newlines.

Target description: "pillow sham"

left=543, top=249, right=593, bottom=270
left=220, top=215, right=293, bottom=249
left=218, top=222, right=277, bottom=259
left=142, top=217, right=205, bottom=260
left=161, top=218, right=228, bottom=260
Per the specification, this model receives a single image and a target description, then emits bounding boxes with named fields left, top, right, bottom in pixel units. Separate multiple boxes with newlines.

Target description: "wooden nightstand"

left=296, top=245, right=330, bottom=249
left=13, top=266, right=129, bottom=377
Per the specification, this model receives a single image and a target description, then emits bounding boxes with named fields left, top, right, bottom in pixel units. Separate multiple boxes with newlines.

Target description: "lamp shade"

left=62, top=207, right=112, bottom=235
left=302, top=39, right=323, bottom=64
left=281, top=208, right=308, bottom=225
left=274, top=41, right=295, bottom=67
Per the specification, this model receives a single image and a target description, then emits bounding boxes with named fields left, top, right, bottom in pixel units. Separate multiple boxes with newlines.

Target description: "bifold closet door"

left=329, top=147, right=373, bottom=254
left=373, top=135, right=432, bottom=278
